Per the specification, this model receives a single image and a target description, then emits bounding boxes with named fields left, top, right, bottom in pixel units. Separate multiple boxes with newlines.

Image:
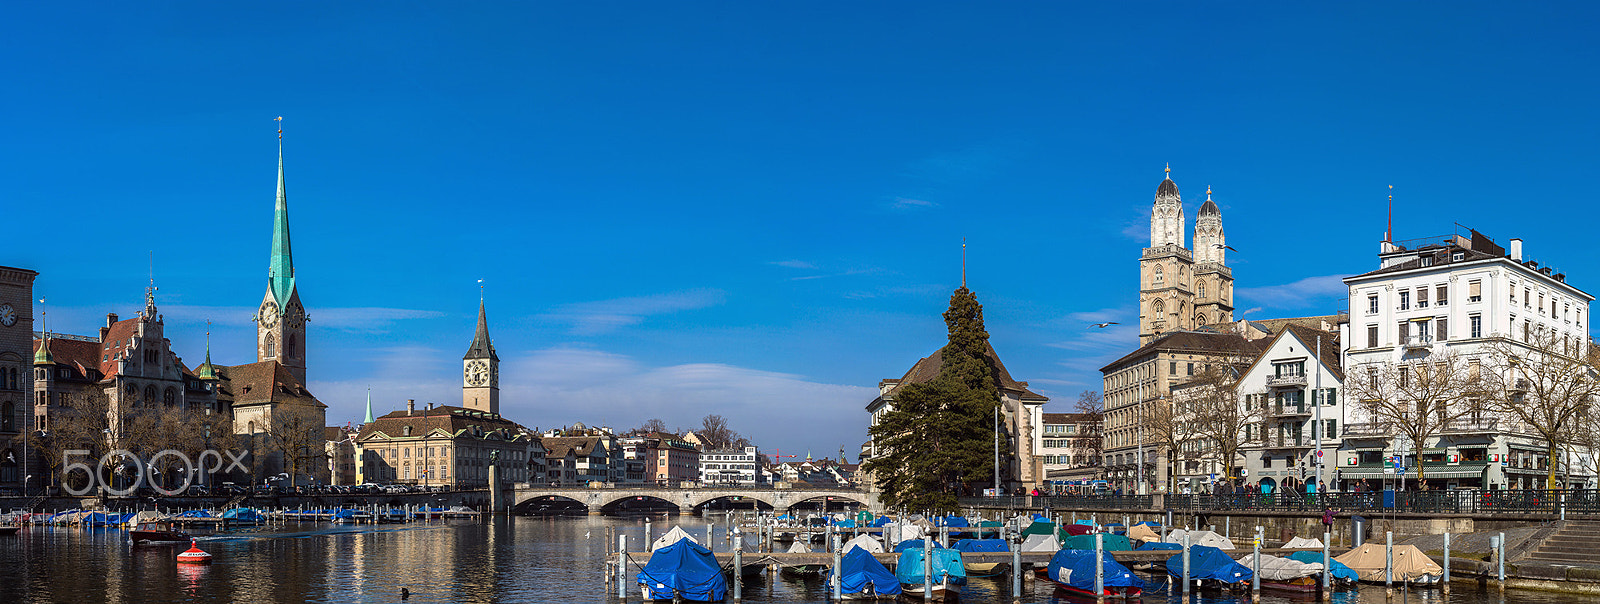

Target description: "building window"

left=1417, top=287, right=1429, bottom=308
left=1468, top=280, right=1481, bottom=303
left=1153, top=299, right=1165, bottom=319
left=265, top=334, right=276, bottom=358
left=1469, top=315, right=1482, bottom=338
left=1399, top=291, right=1410, bottom=310
left=1436, top=317, right=1448, bottom=341
left=144, top=385, right=157, bottom=405
left=1367, top=325, right=1378, bottom=348
left=1436, top=285, right=1448, bottom=306
left=1153, top=265, right=1164, bottom=283
left=1368, top=295, right=1379, bottom=315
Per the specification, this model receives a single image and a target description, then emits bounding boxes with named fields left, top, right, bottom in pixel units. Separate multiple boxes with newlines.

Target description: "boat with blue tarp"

left=637, top=539, right=727, bottom=602
left=221, top=508, right=265, bottom=526
left=895, top=546, right=965, bottom=601
left=824, top=546, right=901, bottom=600
left=1042, top=548, right=1145, bottom=598
left=1167, top=545, right=1252, bottom=591
left=951, top=538, right=1010, bottom=576
left=1287, top=551, right=1358, bottom=586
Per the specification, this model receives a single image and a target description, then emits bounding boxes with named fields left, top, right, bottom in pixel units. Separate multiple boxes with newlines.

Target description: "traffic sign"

left=1316, top=450, right=1324, bottom=458
left=1397, top=467, right=1406, bottom=476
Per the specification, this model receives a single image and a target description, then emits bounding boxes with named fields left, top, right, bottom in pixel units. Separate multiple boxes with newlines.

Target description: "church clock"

left=465, top=360, right=489, bottom=386
left=259, top=300, right=280, bottom=327
left=0, top=303, right=15, bottom=327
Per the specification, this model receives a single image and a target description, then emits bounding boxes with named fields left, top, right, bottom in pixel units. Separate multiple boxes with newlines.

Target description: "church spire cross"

left=464, top=289, right=498, bottom=361
left=268, top=117, right=295, bottom=307
left=1165, top=162, right=1171, bottom=179
left=961, top=238, right=967, bottom=288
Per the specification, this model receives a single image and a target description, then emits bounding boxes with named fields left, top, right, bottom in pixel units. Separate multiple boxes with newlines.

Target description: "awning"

left=1339, top=468, right=1486, bottom=479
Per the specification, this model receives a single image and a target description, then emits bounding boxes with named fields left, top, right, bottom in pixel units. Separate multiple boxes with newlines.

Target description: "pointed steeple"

left=463, top=298, right=498, bottom=361
left=364, top=388, right=375, bottom=424
left=268, top=118, right=295, bottom=307
left=34, top=332, right=53, bottom=366
left=197, top=325, right=216, bottom=379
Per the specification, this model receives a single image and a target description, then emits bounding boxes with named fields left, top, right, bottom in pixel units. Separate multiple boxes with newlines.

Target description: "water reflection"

left=0, top=516, right=1588, bottom=604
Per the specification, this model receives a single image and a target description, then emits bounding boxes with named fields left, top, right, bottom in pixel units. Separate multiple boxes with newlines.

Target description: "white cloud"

left=770, top=260, right=816, bottom=269
left=891, top=197, right=938, bottom=210
left=543, top=289, right=726, bottom=336
left=1234, top=274, right=1351, bottom=310
left=312, top=346, right=877, bottom=458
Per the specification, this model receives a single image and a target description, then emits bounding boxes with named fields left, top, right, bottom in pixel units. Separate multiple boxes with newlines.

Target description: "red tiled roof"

left=98, top=317, right=141, bottom=376
left=357, top=405, right=530, bottom=443
left=215, top=361, right=325, bottom=408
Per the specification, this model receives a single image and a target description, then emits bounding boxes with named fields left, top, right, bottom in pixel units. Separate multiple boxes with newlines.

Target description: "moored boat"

left=951, top=538, right=1010, bottom=576
left=826, top=546, right=901, bottom=600
left=1235, top=552, right=1324, bottom=592
left=895, top=546, right=965, bottom=601
left=637, top=539, right=727, bottom=602
left=1042, top=548, right=1144, bottom=598
left=221, top=508, right=265, bottom=526
left=1286, top=551, right=1359, bottom=586
left=1333, top=543, right=1442, bottom=587
left=130, top=521, right=191, bottom=544
left=1166, top=545, right=1253, bottom=592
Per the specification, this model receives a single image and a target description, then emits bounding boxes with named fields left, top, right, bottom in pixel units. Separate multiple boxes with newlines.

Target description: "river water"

left=0, top=514, right=1590, bottom=603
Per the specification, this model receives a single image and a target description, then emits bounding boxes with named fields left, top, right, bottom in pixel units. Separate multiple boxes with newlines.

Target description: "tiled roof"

left=1351, top=244, right=1500, bottom=279
left=895, top=341, right=1047, bottom=400
left=33, top=337, right=103, bottom=380
left=357, top=405, right=531, bottom=443
left=1100, top=330, right=1265, bottom=373
left=215, top=361, right=325, bottom=408
left=1042, top=412, right=1098, bottom=424
left=541, top=436, right=604, bottom=458
left=1279, top=323, right=1344, bottom=380
left=98, top=317, right=141, bottom=376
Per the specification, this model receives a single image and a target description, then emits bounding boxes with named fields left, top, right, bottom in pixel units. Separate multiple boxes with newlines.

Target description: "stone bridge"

left=508, top=484, right=881, bottom=515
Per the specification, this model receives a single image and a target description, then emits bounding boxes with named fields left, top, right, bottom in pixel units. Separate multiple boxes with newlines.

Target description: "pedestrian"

left=1321, top=507, right=1335, bottom=528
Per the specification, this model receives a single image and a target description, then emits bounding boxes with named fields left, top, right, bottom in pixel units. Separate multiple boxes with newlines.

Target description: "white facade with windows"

left=699, top=446, right=763, bottom=485
left=1229, top=326, right=1344, bottom=494
left=1340, top=231, right=1595, bottom=490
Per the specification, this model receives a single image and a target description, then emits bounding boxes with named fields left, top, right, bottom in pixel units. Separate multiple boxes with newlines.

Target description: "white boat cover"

left=1235, top=553, right=1323, bottom=581
left=899, top=524, right=927, bottom=541
left=1164, top=529, right=1236, bottom=550
left=788, top=540, right=812, bottom=553
left=129, top=511, right=165, bottom=525
left=1020, top=533, right=1061, bottom=552
left=1334, top=543, right=1442, bottom=582
left=843, top=534, right=884, bottom=554
left=1284, top=536, right=1325, bottom=549
left=650, top=526, right=700, bottom=551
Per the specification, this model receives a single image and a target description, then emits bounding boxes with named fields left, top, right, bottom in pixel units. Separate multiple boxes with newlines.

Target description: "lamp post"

left=993, top=405, right=1000, bottom=496
left=1314, top=335, right=1324, bottom=496
left=203, top=423, right=212, bottom=492
left=1137, top=374, right=1146, bottom=495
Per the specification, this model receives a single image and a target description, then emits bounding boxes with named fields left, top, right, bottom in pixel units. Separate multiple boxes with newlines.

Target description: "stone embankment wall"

left=1, top=491, right=491, bottom=513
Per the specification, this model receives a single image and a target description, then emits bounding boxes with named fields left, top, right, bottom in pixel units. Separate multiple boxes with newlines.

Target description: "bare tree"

left=1140, top=396, right=1191, bottom=492
left=637, top=418, right=669, bottom=434
left=1177, top=358, right=1264, bottom=483
left=1072, top=391, right=1104, bottom=467
left=1482, top=330, right=1600, bottom=489
left=25, top=389, right=117, bottom=493
left=1344, top=350, right=1485, bottom=484
left=698, top=414, right=742, bottom=450
left=262, top=404, right=326, bottom=484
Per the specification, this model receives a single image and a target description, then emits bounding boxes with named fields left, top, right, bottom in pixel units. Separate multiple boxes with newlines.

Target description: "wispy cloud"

left=769, top=260, right=816, bottom=269
left=790, top=268, right=882, bottom=282
left=305, top=307, right=447, bottom=331
left=891, top=197, right=938, bottom=210
left=1234, top=274, right=1350, bottom=311
left=544, top=289, right=726, bottom=336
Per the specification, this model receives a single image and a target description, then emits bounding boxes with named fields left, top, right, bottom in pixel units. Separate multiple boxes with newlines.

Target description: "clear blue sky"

left=7, top=3, right=1599, bottom=459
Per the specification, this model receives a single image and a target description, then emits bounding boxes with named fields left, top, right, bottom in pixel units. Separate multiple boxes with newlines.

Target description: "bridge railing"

left=1168, top=489, right=1600, bottom=516
left=957, top=495, right=1153, bottom=510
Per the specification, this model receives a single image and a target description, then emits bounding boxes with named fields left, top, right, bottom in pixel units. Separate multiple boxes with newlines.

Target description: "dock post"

left=923, top=537, right=933, bottom=601
left=1322, top=531, right=1331, bottom=600
left=644, top=519, right=651, bottom=549
left=1094, top=532, right=1104, bottom=602
left=832, top=533, right=842, bottom=600
left=1442, top=532, right=1451, bottom=594
left=1252, top=527, right=1262, bottom=603
left=708, top=522, right=714, bottom=553
left=1497, top=531, right=1506, bottom=591
left=1385, top=531, right=1394, bottom=594
left=1012, top=538, right=1022, bottom=604
left=1182, top=531, right=1191, bottom=599
left=733, top=547, right=743, bottom=602
left=1225, top=516, right=1230, bottom=540
left=617, top=534, right=628, bottom=600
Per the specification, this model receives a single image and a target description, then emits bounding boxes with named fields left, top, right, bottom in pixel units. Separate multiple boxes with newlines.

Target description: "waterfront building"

left=620, top=431, right=699, bottom=486
left=1037, top=412, right=1102, bottom=487
left=1339, top=228, right=1595, bottom=490
left=865, top=336, right=1049, bottom=492
left=355, top=399, right=537, bottom=487
left=0, top=267, right=38, bottom=492
left=699, top=445, right=763, bottom=485
left=541, top=433, right=616, bottom=486
left=325, top=426, right=358, bottom=485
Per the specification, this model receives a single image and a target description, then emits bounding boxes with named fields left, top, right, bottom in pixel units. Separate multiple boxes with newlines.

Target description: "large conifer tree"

left=864, top=286, right=1010, bottom=513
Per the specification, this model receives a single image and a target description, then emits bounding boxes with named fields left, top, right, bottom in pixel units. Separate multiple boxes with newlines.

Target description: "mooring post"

left=617, top=534, right=628, bottom=600
left=1252, top=526, right=1262, bottom=602
left=1385, top=531, right=1394, bottom=593
left=1225, top=516, right=1230, bottom=540
left=1442, top=532, right=1451, bottom=594
left=1094, top=532, right=1104, bottom=602
left=832, top=533, right=842, bottom=600
left=1011, top=533, right=1022, bottom=604
left=923, top=536, right=933, bottom=601
left=733, top=546, right=743, bottom=602
left=1321, top=531, right=1332, bottom=600
left=1497, top=531, right=1506, bottom=590
left=1182, top=531, right=1191, bottom=598
left=645, top=519, right=652, bottom=549
left=707, top=521, right=714, bottom=553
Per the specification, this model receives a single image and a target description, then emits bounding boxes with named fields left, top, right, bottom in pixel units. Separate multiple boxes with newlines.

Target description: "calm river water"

left=0, top=514, right=1591, bottom=603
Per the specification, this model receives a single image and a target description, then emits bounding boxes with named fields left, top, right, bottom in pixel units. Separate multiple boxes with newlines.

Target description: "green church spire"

left=268, top=118, right=295, bottom=307
left=364, top=388, right=375, bottom=424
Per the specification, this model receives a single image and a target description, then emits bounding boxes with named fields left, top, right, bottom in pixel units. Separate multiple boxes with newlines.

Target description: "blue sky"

left=7, top=3, right=1600, bottom=459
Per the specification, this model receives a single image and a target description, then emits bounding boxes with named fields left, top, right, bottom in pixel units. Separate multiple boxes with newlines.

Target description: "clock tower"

left=462, top=299, right=499, bottom=415
left=254, top=138, right=309, bottom=385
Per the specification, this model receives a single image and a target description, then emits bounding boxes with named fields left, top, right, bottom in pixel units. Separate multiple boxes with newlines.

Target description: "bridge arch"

left=600, top=494, right=681, bottom=514
left=687, top=493, right=776, bottom=513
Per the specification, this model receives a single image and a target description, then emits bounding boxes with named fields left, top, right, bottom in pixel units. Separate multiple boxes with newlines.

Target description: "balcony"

left=1342, top=422, right=1394, bottom=437
left=1402, top=335, right=1435, bottom=349
left=1274, top=403, right=1313, bottom=417
left=1266, top=374, right=1307, bottom=388
left=1441, top=418, right=1499, bottom=434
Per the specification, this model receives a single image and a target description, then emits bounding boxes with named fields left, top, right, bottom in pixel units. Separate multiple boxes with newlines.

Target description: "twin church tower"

left=253, top=129, right=500, bottom=416
left=1139, top=165, right=1235, bottom=345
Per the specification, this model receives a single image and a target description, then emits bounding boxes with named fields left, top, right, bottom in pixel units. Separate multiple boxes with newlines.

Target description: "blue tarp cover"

left=1287, top=551, right=1359, bottom=582
left=831, top=519, right=857, bottom=528
left=637, top=539, right=727, bottom=601
left=1047, top=549, right=1145, bottom=591
left=1031, top=513, right=1048, bottom=520
left=893, top=539, right=946, bottom=553
left=939, top=516, right=969, bottom=528
left=895, top=548, right=967, bottom=586
left=951, top=539, right=1009, bottom=553
left=833, top=547, right=902, bottom=596
left=1166, top=545, right=1252, bottom=583
left=870, top=517, right=893, bottom=527
left=1137, top=542, right=1183, bottom=551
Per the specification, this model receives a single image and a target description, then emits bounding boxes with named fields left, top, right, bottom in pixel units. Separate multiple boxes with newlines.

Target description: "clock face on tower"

left=259, top=301, right=280, bottom=328
left=0, top=303, right=15, bottom=327
left=465, top=360, right=489, bottom=387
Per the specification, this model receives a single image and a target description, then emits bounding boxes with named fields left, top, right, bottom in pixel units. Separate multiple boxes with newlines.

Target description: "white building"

left=1340, top=229, right=1594, bottom=490
left=1230, top=324, right=1344, bottom=494
left=1037, top=412, right=1102, bottom=487
left=700, top=446, right=763, bottom=485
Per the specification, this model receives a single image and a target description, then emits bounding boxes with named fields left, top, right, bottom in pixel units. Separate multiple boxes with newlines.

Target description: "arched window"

left=1, top=401, right=13, bottom=432
left=285, top=334, right=297, bottom=360
left=1153, top=299, right=1166, bottom=319
left=1153, top=265, right=1164, bottom=283
left=264, top=334, right=276, bottom=358
left=163, top=388, right=176, bottom=408
left=126, top=384, right=139, bottom=406
left=1198, top=281, right=1206, bottom=299
left=144, top=385, right=157, bottom=405
left=1196, top=313, right=1207, bottom=326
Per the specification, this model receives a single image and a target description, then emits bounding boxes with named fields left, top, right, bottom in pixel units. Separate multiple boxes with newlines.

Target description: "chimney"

left=406, top=399, right=415, bottom=415
left=1510, top=238, right=1523, bottom=262
left=426, top=402, right=434, bottom=413
left=106, top=313, right=119, bottom=328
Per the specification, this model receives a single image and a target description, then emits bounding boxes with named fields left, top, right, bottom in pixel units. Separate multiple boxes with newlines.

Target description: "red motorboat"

left=131, top=521, right=191, bottom=544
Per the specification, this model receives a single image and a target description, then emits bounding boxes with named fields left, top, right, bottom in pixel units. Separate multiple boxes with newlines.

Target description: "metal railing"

left=1266, top=374, right=1307, bottom=388
left=1168, top=489, right=1600, bottom=516
left=957, top=494, right=1153, bottom=510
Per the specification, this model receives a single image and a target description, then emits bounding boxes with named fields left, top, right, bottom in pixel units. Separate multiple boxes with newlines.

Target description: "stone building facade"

left=0, top=267, right=38, bottom=492
left=1140, top=168, right=1235, bottom=345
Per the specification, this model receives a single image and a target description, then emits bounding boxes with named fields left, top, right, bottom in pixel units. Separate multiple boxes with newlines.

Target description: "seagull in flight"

left=1214, top=244, right=1238, bottom=252
left=1089, top=322, right=1119, bottom=329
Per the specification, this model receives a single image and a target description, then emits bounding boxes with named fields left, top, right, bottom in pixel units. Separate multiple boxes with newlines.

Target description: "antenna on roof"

left=961, top=238, right=967, bottom=288
left=1386, top=185, right=1394, bottom=243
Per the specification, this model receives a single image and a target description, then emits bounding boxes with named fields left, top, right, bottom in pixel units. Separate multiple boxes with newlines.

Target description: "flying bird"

left=1214, top=244, right=1238, bottom=252
left=1090, top=322, right=1119, bottom=329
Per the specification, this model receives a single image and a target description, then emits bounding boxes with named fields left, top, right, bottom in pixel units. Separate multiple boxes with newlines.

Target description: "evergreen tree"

left=863, top=286, right=1010, bottom=513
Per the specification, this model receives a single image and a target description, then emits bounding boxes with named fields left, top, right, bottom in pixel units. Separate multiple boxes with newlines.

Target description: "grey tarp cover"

left=1284, top=536, right=1325, bottom=549
left=1334, top=543, right=1442, bottom=581
left=1235, top=553, right=1323, bottom=581
left=1164, top=529, right=1236, bottom=550
left=843, top=534, right=884, bottom=554
left=788, top=540, right=811, bottom=553
left=1021, top=534, right=1061, bottom=552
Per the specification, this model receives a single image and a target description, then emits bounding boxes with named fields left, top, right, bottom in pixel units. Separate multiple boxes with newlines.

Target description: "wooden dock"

left=627, top=547, right=1347, bottom=568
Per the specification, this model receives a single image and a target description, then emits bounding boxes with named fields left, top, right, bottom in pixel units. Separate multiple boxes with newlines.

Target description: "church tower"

left=254, top=126, right=308, bottom=385
left=1192, top=186, right=1234, bottom=327
left=462, top=298, right=499, bottom=415
left=1139, top=165, right=1197, bottom=345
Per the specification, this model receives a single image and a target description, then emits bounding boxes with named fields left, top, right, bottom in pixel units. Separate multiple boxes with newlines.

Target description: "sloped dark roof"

left=1156, top=178, right=1179, bottom=199
left=1236, top=324, right=1345, bottom=383
left=1351, top=244, right=1499, bottom=279
left=216, top=360, right=325, bottom=408
left=1198, top=199, right=1219, bottom=215
left=541, top=436, right=605, bottom=459
left=894, top=341, right=1047, bottom=400
left=1042, top=412, right=1098, bottom=424
left=33, top=337, right=103, bottom=381
left=358, top=404, right=529, bottom=442
left=1100, top=330, right=1265, bottom=373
